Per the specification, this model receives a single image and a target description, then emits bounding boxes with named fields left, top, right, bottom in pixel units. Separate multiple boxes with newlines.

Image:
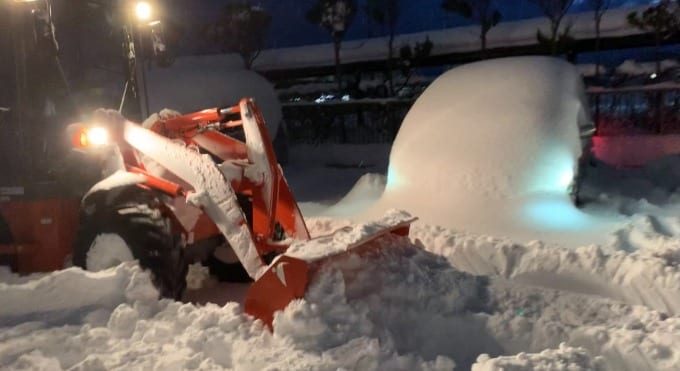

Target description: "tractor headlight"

left=73, top=126, right=110, bottom=148
left=86, top=127, right=110, bottom=146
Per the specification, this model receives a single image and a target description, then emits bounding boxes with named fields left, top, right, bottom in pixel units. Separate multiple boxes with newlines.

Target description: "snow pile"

left=364, top=56, right=612, bottom=247
left=0, top=263, right=157, bottom=328
left=4, top=210, right=680, bottom=369
left=0, top=228, right=481, bottom=370
left=285, top=209, right=414, bottom=261
left=145, top=54, right=281, bottom=136
left=406, top=225, right=680, bottom=370
left=472, top=344, right=603, bottom=371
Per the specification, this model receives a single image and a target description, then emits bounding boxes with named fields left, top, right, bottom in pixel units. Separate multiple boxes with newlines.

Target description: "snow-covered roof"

left=254, top=6, right=651, bottom=72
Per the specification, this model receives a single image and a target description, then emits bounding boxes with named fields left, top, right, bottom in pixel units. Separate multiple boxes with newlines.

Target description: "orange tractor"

left=0, top=98, right=415, bottom=327
left=0, top=0, right=415, bottom=328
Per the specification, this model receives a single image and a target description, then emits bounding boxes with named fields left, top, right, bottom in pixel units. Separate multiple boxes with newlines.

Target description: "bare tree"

left=627, top=0, right=679, bottom=74
left=441, top=0, right=502, bottom=56
left=365, top=0, right=400, bottom=95
left=627, top=0, right=680, bottom=134
left=588, top=0, right=611, bottom=77
left=307, top=0, right=357, bottom=91
left=204, top=2, right=271, bottom=69
left=529, top=0, right=575, bottom=55
left=397, top=36, right=433, bottom=92
left=588, top=0, right=611, bottom=134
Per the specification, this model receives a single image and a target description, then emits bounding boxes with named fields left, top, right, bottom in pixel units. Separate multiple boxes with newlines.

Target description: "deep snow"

left=4, top=57, right=680, bottom=370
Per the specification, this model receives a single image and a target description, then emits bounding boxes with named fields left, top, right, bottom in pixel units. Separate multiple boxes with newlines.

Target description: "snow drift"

left=365, top=56, right=616, bottom=247
left=5, top=215, right=680, bottom=370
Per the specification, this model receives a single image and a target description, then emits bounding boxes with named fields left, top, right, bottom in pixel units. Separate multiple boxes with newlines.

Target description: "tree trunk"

left=387, top=33, right=394, bottom=96
left=481, top=29, right=488, bottom=59
left=594, top=19, right=601, bottom=78
left=551, top=23, right=559, bottom=55
left=594, top=17, right=602, bottom=132
left=334, top=39, right=342, bottom=92
left=654, top=34, right=662, bottom=134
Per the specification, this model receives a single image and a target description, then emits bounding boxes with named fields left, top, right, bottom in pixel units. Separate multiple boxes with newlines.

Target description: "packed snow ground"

left=4, top=57, right=680, bottom=370
left=5, top=149, right=680, bottom=371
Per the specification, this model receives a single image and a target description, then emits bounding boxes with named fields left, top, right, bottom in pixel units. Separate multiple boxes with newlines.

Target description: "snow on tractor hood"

left=364, top=56, right=617, bottom=247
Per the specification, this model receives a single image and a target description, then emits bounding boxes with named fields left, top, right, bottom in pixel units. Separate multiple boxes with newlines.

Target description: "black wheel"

left=72, top=185, right=187, bottom=300
left=0, top=213, right=16, bottom=271
left=0, top=214, right=12, bottom=244
left=206, top=253, right=252, bottom=282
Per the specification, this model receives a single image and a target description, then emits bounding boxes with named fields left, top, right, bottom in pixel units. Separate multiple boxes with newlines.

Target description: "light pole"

left=120, top=0, right=161, bottom=120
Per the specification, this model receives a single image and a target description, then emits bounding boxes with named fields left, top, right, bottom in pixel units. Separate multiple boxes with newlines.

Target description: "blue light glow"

left=558, top=169, right=574, bottom=188
left=526, top=149, right=576, bottom=195
left=523, top=198, right=590, bottom=230
left=386, top=168, right=400, bottom=189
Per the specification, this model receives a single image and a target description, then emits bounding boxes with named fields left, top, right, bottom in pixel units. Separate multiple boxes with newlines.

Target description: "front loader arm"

left=120, top=99, right=309, bottom=278
left=123, top=119, right=268, bottom=279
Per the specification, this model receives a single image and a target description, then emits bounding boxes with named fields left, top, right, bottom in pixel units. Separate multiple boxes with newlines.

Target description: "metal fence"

left=589, top=86, right=680, bottom=135
left=281, top=86, right=680, bottom=145
left=281, top=99, right=413, bottom=145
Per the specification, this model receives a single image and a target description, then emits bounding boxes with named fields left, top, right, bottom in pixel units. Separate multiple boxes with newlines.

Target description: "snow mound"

left=277, top=234, right=486, bottom=369
left=413, top=222, right=680, bottom=315
left=0, top=263, right=157, bottom=327
left=387, top=56, right=588, bottom=199
left=146, top=54, right=282, bottom=136
left=364, top=56, right=615, bottom=247
left=4, top=215, right=680, bottom=369
left=0, top=229, right=482, bottom=370
left=320, top=173, right=387, bottom=217
left=472, top=344, right=603, bottom=371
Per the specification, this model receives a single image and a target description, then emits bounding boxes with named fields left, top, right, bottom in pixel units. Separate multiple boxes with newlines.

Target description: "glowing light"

left=558, top=169, right=574, bottom=188
left=135, top=1, right=152, bottom=21
left=526, top=148, right=577, bottom=195
left=523, top=198, right=589, bottom=230
left=650, top=73, right=658, bottom=79
left=86, top=127, right=109, bottom=146
left=386, top=168, right=401, bottom=189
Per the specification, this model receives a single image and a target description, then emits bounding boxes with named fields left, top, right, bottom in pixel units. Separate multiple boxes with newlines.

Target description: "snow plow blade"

left=244, top=212, right=416, bottom=328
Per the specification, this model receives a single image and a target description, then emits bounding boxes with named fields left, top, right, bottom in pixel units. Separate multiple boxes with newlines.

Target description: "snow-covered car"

left=366, top=56, right=601, bottom=246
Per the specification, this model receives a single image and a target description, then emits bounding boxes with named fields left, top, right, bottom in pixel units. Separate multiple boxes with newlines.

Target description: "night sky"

left=168, top=0, right=658, bottom=51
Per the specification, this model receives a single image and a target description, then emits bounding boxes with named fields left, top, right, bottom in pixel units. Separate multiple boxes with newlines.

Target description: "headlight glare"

left=85, top=127, right=109, bottom=147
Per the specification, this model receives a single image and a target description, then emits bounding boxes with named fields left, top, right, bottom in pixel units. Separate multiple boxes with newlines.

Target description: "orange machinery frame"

left=0, top=99, right=309, bottom=274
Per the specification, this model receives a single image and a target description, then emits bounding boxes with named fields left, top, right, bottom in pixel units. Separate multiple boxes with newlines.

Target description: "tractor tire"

left=72, top=186, right=187, bottom=300
left=0, top=214, right=12, bottom=244
left=0, top=214, right=16, bottom=271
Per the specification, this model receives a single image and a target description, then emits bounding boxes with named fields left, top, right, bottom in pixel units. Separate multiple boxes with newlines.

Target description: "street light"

left=134, top=1, right=152, bottom=21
